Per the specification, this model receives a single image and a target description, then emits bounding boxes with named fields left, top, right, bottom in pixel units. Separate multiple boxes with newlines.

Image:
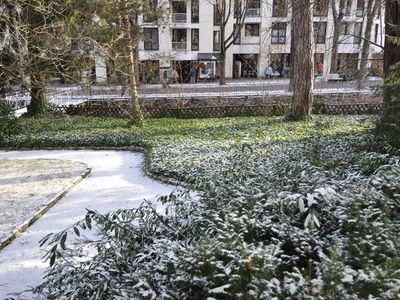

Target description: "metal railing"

left=144, top=41, right=159, bottom=50
left=172, top=13, right=187, bottom=23
left=172, top=42, right=187, bottom=50
left=246, top=8, right=261, bottom=17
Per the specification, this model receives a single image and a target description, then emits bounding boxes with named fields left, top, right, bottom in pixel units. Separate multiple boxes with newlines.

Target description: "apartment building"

left=100, top=0, right=385, bottom=83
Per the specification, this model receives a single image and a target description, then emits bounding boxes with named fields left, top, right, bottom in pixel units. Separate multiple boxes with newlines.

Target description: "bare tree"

left=329, top=0, right=346, bottom=74
left=291, top=0, right=314, bottom=119
left=1, top=0, right=165, bottom=123
left=1, top=1, right=81, bottom=115
left=122, top=0, right=143, bottom=125
left=214, top=0, right=251, bottom=85
left=357, top=0, right=381, bottom=89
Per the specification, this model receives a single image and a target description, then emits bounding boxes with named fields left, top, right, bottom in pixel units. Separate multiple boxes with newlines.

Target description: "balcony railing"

left=246, top=8, right=261, bottom=17
left=172, top=13, right=187, bottom=23
left=191, top=14, right=199, bottom=23
left=191, top=43, right=199, bottom=51
left=144, top=41, right=159, bottom=50
left=172, top=41, right=187, bottom=50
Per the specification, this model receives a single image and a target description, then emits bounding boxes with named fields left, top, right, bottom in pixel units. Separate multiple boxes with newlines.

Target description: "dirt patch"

left=0, top=159, right=88, bottom=243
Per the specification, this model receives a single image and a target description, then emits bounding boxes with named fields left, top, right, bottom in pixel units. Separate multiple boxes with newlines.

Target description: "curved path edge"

left=0, top=150, right=177, bottom=299
left=0, top=167, right=91, bottom=251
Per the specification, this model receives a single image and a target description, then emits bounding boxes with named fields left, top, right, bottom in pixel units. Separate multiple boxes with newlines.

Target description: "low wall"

left=54, top=92, right=383, bottom=119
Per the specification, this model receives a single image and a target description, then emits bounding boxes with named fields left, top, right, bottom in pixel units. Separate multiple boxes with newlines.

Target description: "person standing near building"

left=317, top=61, right=324, bottom=76
left=161, top=70, right=169, bottom=88
left=171, top=68, right=179, bottom=83
left=265, top=61, right=273, bottom=79
left=189, top=67, right=196, bottom=84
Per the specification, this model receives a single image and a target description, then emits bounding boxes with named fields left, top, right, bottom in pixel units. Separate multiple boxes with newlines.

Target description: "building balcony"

left=172, top=13, right=187, bottom=23
left=241, top=36, right=260, bottom=45
left=172, top=42, right=187, bottom=50
left=246, top=8, right=261, bottom=17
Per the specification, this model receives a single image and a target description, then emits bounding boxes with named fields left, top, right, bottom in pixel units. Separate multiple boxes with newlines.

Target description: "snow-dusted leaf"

left=298, top=197, right=306, bottom=213
left=312, top=213, right=320, bottom=228
left=307, top=193, right=316, bottom=207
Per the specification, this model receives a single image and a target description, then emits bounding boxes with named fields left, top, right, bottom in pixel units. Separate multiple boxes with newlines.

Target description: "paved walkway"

left=0, top=150, right=175, bottom=299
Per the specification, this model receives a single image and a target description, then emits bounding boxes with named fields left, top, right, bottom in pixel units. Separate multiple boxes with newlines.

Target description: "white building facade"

left=103, top=0, right=385, bottom=83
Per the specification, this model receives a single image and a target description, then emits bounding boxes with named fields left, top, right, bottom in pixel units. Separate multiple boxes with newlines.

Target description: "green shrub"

left=377, top=62, right=400, bottom=148
left=0, top=101, right=21, bottom=141
left=30, top=117, right=400, bottom=299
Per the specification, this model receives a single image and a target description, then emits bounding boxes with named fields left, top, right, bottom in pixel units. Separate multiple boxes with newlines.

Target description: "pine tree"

left=377, top=0, right=400, bottom=147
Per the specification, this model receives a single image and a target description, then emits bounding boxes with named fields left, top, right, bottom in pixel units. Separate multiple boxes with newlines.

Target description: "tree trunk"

left=219, top=8, right=226, bottom=86
left=28, top=75, right=48, bottom=115
left=377, top=0, right=400, bottom=147
left=291, top=0, right=314, bottom=120
left=330, top=19, right=340, bottom=73
left=383, top=0, right=400, bottom=74
left=288, top=33, right=294, bottom=91
left=122, top=0, right=144, bottom=126
left=357, top=0, right=380, bottom=90
left=220, top=45, right=226, bottom=85
left=329, top=0, right=345, bottom=74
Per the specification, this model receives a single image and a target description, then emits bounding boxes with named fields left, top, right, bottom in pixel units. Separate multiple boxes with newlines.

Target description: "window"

left=233, top=24, right=241, bottom=44
left=214, top=5, right=221, bottom=25
left=342, top=0, right=352, bottom=16
left=356, top=0, right=364, bottom=16
left=245, top=23, right=259, bottom=36
left=143, top=28, right=159, bottom=50
left=191, top=29, right=199, bottom=50
left=313, top=22, right=327, bottom=44
left=143, top=0, right=158, bottom=23
left=172, top=29, right=187, bottom=50
left=353, top=22, right=362, bottom=44
left=213, top=31, right=220, bottom=51
left=340, top=22, right=351, bottom=35
left=247, top=0, right=261, bottom=17
left=271, top=22, right=286, bottom=44
left=172, top=1, right=187, bottom=23
left=191, top=0, right=199, bottom=23
left=272, top=0, right=287, bottom=17
left=313, top=0, right=328, bottom=17
left=339, top=22, right=352, bottom=44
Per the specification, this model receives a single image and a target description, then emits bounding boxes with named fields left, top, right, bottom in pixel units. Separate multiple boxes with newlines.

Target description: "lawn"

left=1, top=115, right=400, bottom=299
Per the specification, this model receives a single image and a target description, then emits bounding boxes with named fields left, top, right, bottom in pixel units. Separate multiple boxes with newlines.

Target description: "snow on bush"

left=6, top=115, right=399, bottom=299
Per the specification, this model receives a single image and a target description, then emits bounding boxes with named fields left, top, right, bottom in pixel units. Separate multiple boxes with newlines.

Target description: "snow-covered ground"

left=0, top=159, right=88, bottom=245
left=0, top=150, right=176, bottom=299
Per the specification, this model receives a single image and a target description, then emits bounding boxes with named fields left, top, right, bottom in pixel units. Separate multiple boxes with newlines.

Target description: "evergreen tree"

left=377, top=0, right=400, bottom=147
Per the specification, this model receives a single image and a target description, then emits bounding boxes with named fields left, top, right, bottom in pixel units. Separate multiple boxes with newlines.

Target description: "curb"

left=0, top=167, right=91, bottom=251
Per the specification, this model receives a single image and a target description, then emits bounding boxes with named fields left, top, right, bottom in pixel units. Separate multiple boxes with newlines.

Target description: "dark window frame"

left=191, top=28, right=199, bottom=50
left=272, top=0, right=287, bottom=17
left=271, top=22, right=286, bottom=44
left=143, top=28, right=159, bottom=50
left=313, top=22, right=327, bottom=44
left=245, top=23, right=260, bottom=37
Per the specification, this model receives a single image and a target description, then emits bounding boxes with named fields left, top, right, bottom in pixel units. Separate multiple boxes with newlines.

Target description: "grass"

left=1, top=115, right=374, bottom=149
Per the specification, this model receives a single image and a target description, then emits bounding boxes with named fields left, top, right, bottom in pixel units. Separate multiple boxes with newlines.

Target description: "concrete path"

left=0, top=150, right=176, bottom=299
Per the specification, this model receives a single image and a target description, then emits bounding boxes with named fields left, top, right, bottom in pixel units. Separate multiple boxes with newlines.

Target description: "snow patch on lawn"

left=0, top=159, right=88, bottom=244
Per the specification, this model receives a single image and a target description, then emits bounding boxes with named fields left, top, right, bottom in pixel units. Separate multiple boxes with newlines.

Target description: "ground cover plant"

left=1, top=115, right=400, bottom=299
